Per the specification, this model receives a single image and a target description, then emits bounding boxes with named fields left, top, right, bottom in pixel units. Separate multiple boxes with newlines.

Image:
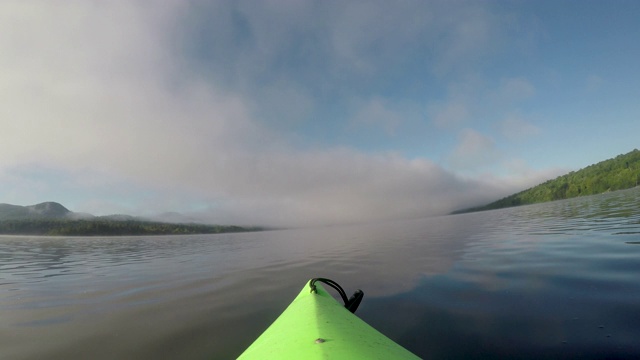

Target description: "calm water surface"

left=2, top=188, right=640, bottom=359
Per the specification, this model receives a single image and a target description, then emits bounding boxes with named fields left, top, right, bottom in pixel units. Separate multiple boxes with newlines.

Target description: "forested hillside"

left=454, top=149, right=640, bottom=214
left=0, top=202, right=263, bottom=236
left=0, top=218, right=259, bottom=236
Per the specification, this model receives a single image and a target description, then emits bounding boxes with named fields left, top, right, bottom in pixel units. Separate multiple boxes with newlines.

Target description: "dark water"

left=2, top=188, right=640, bottom=359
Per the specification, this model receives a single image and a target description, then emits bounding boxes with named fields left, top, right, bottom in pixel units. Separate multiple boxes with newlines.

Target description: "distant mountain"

left=152, top=212, right=207, bottom=224
left=0, top=202, right=262, bottom=236
left=453, top=149, right=640, bottom=214
left=28, top=201, right=70, bottom=216
left=0, top=201, right=71, bottom=220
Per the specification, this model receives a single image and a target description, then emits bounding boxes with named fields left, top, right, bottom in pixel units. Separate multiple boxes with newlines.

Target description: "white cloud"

left=0, top=1, right=553, bottom=226
left=585, top=74, right=603, bottom=92
left=448, top=129, right=500, bottom=170
left=501, top=158, right=568, bottom=188
left=500, top=113, right=541, bottom=140
left=428, top=100, right=470, bottom=128
left=432, top=4, right=501, bottom=75
left=350, top=98, right=402, bottom=135
left=499, top=77, right=536, bottom=102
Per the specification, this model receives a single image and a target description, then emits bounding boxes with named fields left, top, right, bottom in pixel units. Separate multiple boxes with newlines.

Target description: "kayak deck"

left=238, top=279, right=420, bottom=359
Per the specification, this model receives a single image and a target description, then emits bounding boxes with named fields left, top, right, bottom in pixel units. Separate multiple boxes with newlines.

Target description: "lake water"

left=2, top=187, right=640, bottom=359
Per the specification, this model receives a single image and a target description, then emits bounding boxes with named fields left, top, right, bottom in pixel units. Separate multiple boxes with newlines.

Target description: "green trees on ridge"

left=455, top=149, right=640, bottom=213
left=0, top=218, right=260, bottom=236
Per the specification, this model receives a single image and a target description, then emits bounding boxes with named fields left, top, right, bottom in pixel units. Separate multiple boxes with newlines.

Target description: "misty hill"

left=154, top=212, right=206, bottom=224
left=453, top=149, right=640, bottom=214
left=0, top=202, right=262, bottom=236
left=0, top=201, right=72, bottom=220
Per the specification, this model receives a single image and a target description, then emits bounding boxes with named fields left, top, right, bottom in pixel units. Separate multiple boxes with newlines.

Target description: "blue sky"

left=1, top=1, right=639, bottom=226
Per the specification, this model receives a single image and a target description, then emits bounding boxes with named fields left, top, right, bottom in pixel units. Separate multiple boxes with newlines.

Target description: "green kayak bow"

left=238, top=278, right=420, bottom=359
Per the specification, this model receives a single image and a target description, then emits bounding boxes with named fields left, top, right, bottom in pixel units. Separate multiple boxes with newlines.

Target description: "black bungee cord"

left=309, top=277, right=364, bottom=313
